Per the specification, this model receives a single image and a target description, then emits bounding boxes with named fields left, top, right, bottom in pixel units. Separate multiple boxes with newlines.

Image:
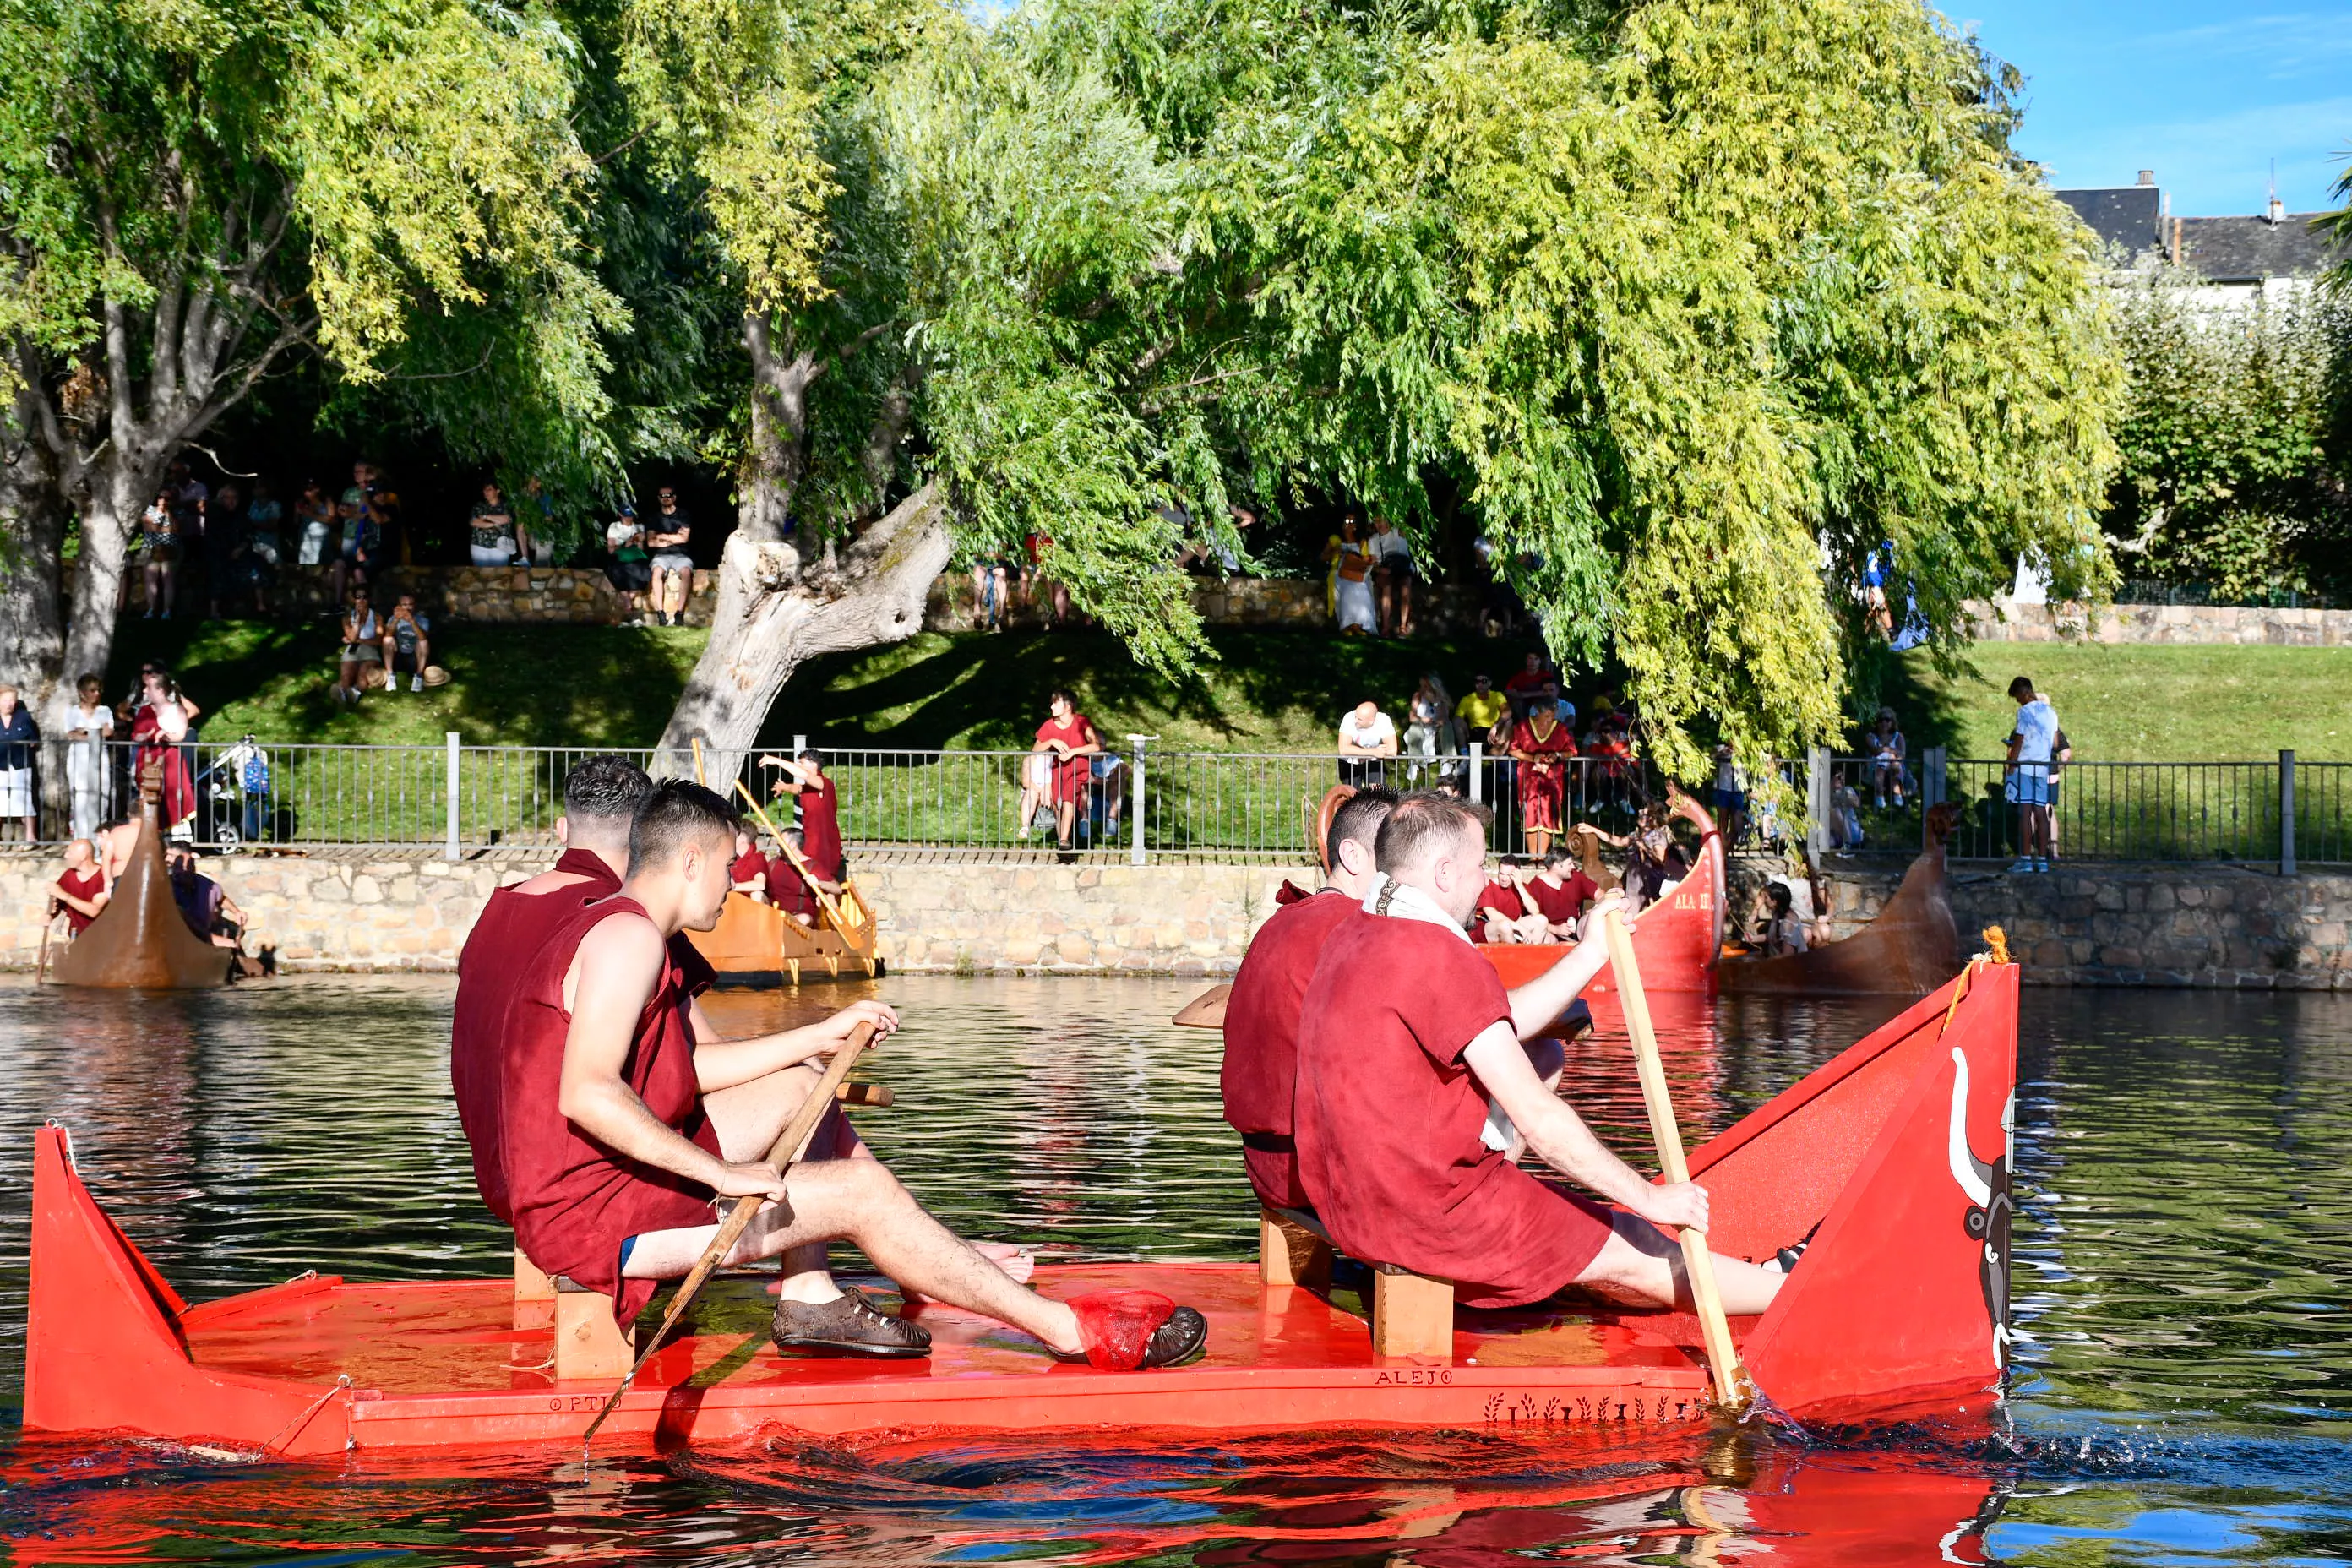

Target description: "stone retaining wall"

left=1963, top=600, right=2352, bottom=647
left=3, top=847, right=2343, bottom=987
left=1815, top=861, right=2350, bottom=989
left=125, top=564, right=721, bottom=626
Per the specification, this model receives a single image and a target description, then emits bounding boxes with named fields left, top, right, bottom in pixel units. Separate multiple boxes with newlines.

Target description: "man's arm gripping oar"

left=1600, top=906, right=1751, bottom=1413
left=579, top=1019, right=879, bottom=1448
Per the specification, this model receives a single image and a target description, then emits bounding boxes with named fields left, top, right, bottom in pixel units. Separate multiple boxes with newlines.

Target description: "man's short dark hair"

left=798, top=748, right=823, bottom=767
left=564, top=756, right=654, bottom=823
left=628, top=781, right=741, bottom=876
left=1543, top=845, right=1578, bottom=869
left=1048, top=688, right=1075, bottom=710
left=2007, top=676, right=2035, bottom=700
left=1375, top=792, right=1493, bottom=874
left=1500, top=852, right=1526, bottom=869
left=1326, top=786, right=1396, bottom=868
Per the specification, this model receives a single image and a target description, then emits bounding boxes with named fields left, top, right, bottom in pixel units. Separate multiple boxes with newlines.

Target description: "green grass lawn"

left=110, top=616, right=2351, bottom=763
left=1891, top=644, right=2352, bottom=761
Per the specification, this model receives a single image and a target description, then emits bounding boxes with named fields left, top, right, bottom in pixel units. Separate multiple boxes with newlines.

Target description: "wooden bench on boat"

left=1259, top=1207, right=1456, bottom=1360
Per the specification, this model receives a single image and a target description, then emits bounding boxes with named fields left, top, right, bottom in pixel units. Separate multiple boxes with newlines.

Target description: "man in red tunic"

left=1221, top=788, right=1395, bottom=1211
left=1510, top=694, right=1576, bottom=860
left=761, top=749, right=845, bottom=886
left=1475, top=855, right=1550, bottom=945
left=1526, top=846, right=1601, bottom=941
left=1032, top=689, right=1101, bottom=854
left=506, top=781, right=1207, bottom=1366
left=728, top=829, right=770, bottom=902
left=1294, top=792, right=1786, bottom=1315
left=765, top=830, right=821, bottom=926
left=46, top=839, right=111, bottom=934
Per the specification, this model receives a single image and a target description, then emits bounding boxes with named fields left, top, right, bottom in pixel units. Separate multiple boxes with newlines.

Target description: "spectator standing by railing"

left=64, top=675, right=113, bottom=840
left=129, top=673, right=197, bottom=838
left=0, top=684, right=37, bottom=841
left=1401, top=673, right=1456, bottom=786
left=2003, top=676, right=2060, bottom=874
left=467, top=481, right=525, bottom=574
left=241, top=480, right=282, bottom=615
left=1708, top=743, right=1748, bottom=849
left=1509, top=690, right=1576, bottom=858
left=1336, top=698, right=1397, bottom=787
left=1456, top=672, right=1507, bottom=741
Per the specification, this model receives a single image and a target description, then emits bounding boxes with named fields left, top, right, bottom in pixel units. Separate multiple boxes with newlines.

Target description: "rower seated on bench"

left=1292, top=795, right=1788, bottom=1327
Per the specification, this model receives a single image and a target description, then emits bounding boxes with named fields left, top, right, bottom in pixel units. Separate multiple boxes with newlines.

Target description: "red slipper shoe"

left=1055, top=1290, right=1208, bottom=1369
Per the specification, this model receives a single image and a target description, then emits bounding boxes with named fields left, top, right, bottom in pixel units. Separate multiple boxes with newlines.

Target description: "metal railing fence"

left=0, top=736, right=2340, bottom=869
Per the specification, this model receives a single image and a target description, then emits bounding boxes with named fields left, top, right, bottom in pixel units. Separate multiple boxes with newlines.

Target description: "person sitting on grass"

left=384, top=593, right=435, bottom=694
left=333, top=588, right=384, bottom=707
left=1476, top=854, right=1554, bottom=945
left=46, top=839, right=110, bottom=936
left=1293, top=792, right=1788, bottom=1316
left=504, top=781, right=1207, bottom=1367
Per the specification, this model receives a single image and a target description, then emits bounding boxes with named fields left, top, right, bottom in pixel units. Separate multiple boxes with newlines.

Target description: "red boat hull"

left=23, top=960, right=2016, bottom=1454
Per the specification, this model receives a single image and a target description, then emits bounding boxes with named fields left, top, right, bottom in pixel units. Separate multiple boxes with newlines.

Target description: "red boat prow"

left=24, top=961, right=2017, bottom=1454
left=1480, top=833, right=1725, bottom=994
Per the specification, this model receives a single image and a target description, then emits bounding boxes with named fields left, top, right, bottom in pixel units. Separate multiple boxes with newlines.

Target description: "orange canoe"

left=22, top=960, right=2017, bottom=1454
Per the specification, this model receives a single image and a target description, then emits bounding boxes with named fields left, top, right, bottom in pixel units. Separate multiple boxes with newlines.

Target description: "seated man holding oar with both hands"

left=498, top=780, right=1208, bottom=1369
left=1293, top=792, right=1788, bottom=1315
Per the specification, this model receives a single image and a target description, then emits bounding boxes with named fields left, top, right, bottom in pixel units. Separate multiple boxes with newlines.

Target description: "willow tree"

left=624, top=0, right=1233, bottom=760
left=1045, top=0, right=2124, bottom=773
left=0, top=0, right=614, bottom=725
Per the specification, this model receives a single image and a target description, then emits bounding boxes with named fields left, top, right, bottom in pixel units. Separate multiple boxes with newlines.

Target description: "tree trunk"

left=739, top=311, right=820, bottom=545
left=658, top=482, right=952, bottom=778
left=0, top=400, right=67, bottom=721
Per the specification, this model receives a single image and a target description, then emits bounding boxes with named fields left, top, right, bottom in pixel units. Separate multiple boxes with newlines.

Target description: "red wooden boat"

left=22, top=961, right=2015, bottom=1455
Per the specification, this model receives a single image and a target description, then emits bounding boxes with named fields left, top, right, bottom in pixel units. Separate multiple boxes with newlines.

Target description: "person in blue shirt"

left=2002, top=677, right=2066, bottom=874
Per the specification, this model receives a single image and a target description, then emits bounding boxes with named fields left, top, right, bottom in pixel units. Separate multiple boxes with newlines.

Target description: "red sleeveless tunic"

left=56, top=868, right=106, bottom=934
left=451, top=849, right=716, bottom=1229
left=504, top=893, right=723, bottom=1322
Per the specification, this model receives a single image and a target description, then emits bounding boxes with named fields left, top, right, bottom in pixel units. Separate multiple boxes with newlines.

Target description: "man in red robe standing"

left=761, top=749, right=845, bottom=886
left=504, top=781, right=1207, bottom=1367
left=1294, top=792, right=1787, bottom=1315
left=1510, top=694, right=1576, bottom=860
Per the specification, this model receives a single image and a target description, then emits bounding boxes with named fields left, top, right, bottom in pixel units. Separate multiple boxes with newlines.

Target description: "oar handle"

left=1601, top=907, right=1749, bottom=1412
left=580, top=1020, right=879, bottom=1446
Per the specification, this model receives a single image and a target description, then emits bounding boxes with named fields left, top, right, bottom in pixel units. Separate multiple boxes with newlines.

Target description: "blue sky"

left=1954, top=3, right=2352, bottom=215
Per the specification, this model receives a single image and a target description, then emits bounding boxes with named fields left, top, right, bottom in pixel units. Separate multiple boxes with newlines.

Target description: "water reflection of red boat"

left=23, top=962, right=2015, bottom=1456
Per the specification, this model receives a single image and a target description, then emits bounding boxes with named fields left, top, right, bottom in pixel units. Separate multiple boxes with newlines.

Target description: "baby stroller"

left=199, top=736, right=271, bottom=852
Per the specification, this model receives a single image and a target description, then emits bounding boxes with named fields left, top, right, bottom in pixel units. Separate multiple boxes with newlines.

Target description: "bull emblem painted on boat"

left=1946, top=1047, right=2014, bottom=1368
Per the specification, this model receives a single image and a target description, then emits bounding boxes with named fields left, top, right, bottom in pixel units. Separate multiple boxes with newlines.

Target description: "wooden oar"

left=580, top=1018, right=879, bottom=1447
left=1600, top=906, right=1750, bottom=1413
left=34, top=912, right=57, bottom=986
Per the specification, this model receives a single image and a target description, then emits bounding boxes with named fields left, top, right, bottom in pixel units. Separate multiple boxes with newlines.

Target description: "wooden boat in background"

left=1721, top=805, right=1962, bottom=997
left=22, top=961, right=2018, bottom=1452
left=45, top=819, right=231, bottom=989
left=1479, top=831, right=1725, bottom=996
left=686, top=885, right=882, bottom=985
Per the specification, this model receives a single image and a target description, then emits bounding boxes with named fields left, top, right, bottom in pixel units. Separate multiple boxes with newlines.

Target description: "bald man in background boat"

left=452, top=755, right=908, bottom=1328
left=505, top=781, right=1206, bottom=1366
left=1222, top=787, right=1605, bottom=1214
left=1294, top=791, right=1787, bottom=1315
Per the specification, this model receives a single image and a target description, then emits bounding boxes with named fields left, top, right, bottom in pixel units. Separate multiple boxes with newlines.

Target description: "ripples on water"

left=0, top=974, right=2345, bottom=1565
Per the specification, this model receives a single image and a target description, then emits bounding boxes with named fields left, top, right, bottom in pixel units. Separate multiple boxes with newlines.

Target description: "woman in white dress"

left=65, top=674, right=115, bottom=840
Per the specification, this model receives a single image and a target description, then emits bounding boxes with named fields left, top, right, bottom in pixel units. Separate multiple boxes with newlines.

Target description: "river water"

left=0, top=973, right=2346, bottom=1565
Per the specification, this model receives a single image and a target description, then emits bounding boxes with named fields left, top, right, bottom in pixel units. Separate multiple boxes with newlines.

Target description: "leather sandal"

left=770, top=1286, right=933, bottom=1358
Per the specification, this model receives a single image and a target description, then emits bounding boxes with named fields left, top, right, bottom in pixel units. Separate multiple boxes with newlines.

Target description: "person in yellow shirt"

left=1455, top=672, right=1510, bottom=735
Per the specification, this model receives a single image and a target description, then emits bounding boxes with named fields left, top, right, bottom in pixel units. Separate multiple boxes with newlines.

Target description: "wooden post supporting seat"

left=513, top=1248, right=556, bottom=1328
left=1259, top=1206, right=1454, bottom=1359
left=514, top=1246, right=634, bottom=1376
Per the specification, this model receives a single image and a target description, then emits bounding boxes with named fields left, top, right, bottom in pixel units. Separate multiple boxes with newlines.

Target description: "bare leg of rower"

left=702, top=1067, right=1032, bottom=1304
left=703, top=1064, right=869, bottom=1305
left=622, top=1157, right=1086, bottom=1356
left=1578, top=1211, right=1786, bottom=1317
